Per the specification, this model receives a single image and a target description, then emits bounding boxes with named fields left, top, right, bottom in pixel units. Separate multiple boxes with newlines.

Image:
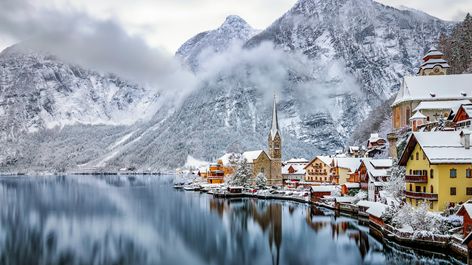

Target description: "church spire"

left=270, top=94, right=279, bottom=140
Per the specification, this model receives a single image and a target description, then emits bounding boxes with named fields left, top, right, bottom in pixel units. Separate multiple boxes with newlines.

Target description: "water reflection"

left=0, top=176, right=464, bottom=265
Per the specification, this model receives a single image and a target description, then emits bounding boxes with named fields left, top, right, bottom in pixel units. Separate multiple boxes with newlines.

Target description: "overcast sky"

left=0, top=0, right=471, bottom=53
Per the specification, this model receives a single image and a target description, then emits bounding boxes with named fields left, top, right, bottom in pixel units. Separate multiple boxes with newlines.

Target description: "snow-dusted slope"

left=0, top=45, right=159, bottom=142
left=0, top=0, right=455, bottom=172
left=176, top=15, right=259, bottom=71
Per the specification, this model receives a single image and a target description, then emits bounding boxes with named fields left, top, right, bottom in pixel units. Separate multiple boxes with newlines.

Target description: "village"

left=175, top=47, right=472, bottom=262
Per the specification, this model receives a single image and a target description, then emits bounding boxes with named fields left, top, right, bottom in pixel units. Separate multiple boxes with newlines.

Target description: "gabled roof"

left=242, top=150, right=266, bottom=163
left=453, top=104, right=472, bottom=122
left=286, top=158, right=308, bottom=164
left=392, top=74, right=472, bottom=107
left=282, top=164, right=306, bottom=175
left=369, top=159, right=393, bottom=169
left=335, top=158, right=362, bottom=172
left=409, top=111, right=427, bottom=120
left=413, top=100, right=470, bottom=113
left=304, top=156, right=332, bottom=169
left=456, top=203, right=472, bottom=217
left=399, top=131, right=472, bottom=165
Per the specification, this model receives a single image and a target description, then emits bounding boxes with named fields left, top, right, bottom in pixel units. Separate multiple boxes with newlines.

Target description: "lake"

left=0, top=175, right=463, bottom=265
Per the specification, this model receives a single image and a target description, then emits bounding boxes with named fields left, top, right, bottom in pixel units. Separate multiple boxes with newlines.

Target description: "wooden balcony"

left=405, top=191, right=438, bottom=201
left=405, top=175, right=428, bottom=183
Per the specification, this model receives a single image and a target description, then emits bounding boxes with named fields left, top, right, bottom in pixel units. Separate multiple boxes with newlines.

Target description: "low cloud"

left=0, top=0, right=197, bottom=108
left=197, top=42, right=361, bottom=113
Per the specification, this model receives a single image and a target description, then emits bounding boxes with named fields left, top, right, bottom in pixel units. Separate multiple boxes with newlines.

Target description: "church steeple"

left=268, top=94, right=281, bottom=160
left=270, top=94, right=280, bottom=140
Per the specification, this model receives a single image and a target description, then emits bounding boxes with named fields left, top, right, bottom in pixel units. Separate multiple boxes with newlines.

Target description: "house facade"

left=304, top=156, right=333, bottom=183
left=399, top=131, right=472, bottom=211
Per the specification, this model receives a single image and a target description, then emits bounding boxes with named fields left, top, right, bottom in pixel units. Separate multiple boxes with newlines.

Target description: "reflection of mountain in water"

left=0, top=176, right=463, bottom=265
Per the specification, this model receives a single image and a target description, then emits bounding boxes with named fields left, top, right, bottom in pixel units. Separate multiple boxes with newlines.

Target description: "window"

left=410, top=155, right=413, bottom=161
left=467, top=188, right=472, bottom=196
left=409, top=169, right=412, bottom=175
left=261, top=168, right=264, bottom=173
left=430, top=169, right=434, bottom=179
left=416, top=186, right=421, bottom=192
left=430, top=185, right=434, bottom=193
left=467, top=168, right=472, bottom=178
left=450, top=187, right=457, bottom=196
left=409, top=184, right=412, bottom=191
left=423, top=186, right=426, bottom=193
left=450, top=169, right=457, bottom=178
left=416, top=152, right=419, bottom=160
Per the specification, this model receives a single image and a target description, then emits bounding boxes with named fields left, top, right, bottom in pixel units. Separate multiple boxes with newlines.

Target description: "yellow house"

left=399, top=130, right=472, bottom=211
left=304, top=156, right=333, bottom=183
left=331, top=158, right=362, bottom=185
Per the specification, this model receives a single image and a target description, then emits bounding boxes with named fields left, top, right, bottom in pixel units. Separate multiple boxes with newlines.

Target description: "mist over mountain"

left=0, top=0, right=455, bottom=172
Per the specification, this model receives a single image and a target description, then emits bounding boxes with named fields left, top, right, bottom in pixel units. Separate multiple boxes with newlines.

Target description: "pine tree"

left=255, top=172, right=267, bottom=188
left=230, top=158, right=252, bottom=187
left=386, top=159, right=405, bottom=202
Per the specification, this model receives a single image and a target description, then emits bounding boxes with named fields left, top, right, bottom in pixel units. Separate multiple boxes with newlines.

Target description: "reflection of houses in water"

left=305, top=206, right=371, bottom=260
left=209, top=198, right=282, bottom=265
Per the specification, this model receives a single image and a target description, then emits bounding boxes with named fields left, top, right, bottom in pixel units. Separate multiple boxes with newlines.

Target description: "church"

left=392, top=47, right=472, bottom=130
left=242, top=95, right=283, bottom=185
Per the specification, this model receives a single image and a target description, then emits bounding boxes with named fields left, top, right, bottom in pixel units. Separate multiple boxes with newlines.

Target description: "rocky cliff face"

left=0, top=0, right=455, bottom=171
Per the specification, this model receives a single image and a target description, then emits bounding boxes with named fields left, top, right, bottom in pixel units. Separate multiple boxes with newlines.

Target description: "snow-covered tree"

left=230, top=158, right=252, bottom=187
left=386, top=159, right=405, bottom=201
left=255, top=172, right=267, bottom=188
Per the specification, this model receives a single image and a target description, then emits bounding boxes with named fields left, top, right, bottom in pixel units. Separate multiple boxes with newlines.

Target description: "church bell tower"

left=268, top=95, right=282, bottom=185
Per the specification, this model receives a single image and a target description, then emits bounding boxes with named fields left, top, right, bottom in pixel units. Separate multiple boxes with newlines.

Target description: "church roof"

left=413, top=100, right=470, bottom=112
left=422, top=47, right=444, bottom=60
left=392, top=74, right=472, bottom=107
left=270, top=95, right=280, bottom=140
left=242, top=150, right=266, bottom=163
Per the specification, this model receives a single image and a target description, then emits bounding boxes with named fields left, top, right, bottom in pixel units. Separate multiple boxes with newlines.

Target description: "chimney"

left=387, top=133, right=398, bottom=159
left=461, top=130, right=471, bottom=149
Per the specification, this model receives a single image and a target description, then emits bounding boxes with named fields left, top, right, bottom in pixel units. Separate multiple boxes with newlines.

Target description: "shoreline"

left=203, top=189, right=468, bottom=263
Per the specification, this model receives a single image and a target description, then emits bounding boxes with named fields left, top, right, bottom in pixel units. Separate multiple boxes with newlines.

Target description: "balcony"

left=405, top=191, right=438, bottom=201
left=405, top=175, right=428, bottom=183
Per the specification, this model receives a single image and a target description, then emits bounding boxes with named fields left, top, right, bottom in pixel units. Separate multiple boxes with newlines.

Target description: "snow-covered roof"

left=242, top=150, right=265, bottom=163
left=282, top=164, right=306, bottom=175
left=392, top=74, right=472, bottom=107
left=457, top=203, right=472, bottom=217
left=286, top=158, right=308, bottom=164
left=369, top=159, right=393, bottom=169
left=344, top=182, right=360, bottom=188
left=310, top=186, right=336, bottom=192
left=317, top=156, right=333, bottom=166
left=422, top=48, right=443, bottom=58
left=366, top=202, right=388, bottom=218
left=334, top=196, right=357, bottom=203
left=404, top=131, right=472, bottom=164
left=335, top=158, right=362, bottom=172
left=349, top=146, right=360, bottom=152
left=369, top=133, right=380, bottom=142
left=413, top=100, right=470, bottom=112
left=409, top=111, right=427, bottom=120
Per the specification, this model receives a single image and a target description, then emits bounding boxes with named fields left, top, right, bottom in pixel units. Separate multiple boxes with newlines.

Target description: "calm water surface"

left=0, top=175, right=463, bottom=265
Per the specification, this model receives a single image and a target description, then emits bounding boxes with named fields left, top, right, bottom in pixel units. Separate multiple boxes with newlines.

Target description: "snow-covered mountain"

left=0, top=0, right=455, bottom=172
left=176, top=15, right=259, bottom=71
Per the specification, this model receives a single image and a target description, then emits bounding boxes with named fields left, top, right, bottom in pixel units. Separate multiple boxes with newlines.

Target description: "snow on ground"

left=184, top=156, right=209, bottom=169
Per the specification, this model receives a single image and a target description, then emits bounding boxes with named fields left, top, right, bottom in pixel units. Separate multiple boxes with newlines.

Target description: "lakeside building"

left=391, top=48, right=472, bottom=130
left=241, top=96, right=283, bottom=185
left=304, top=156, right=333, bottom=183
left=399, top=131, right=472, bottom=211
left=282, top=158, right=308, bottom=182
left=207, top=161, right=225, bottom=184
left=348, top=158, right=392, bottom=201
left=331, top=158, right=362, bottom=185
